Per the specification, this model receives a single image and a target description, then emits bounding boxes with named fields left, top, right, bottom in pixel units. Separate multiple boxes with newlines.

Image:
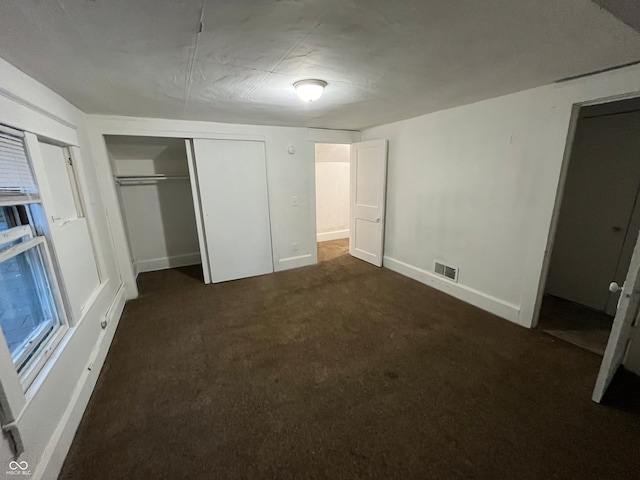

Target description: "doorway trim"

left=308, top=129, right=361, bottom=265
left=531, top=91, right=640, bottom=329
left=314, top=143, right=352, bottom=245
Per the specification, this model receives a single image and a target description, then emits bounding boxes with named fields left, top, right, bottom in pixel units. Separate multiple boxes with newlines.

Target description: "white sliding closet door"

left=192, top=139, right=273, bottom=283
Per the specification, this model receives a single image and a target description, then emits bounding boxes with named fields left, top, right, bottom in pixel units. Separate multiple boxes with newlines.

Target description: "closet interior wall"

left=105, top=135, right=200, bottom=276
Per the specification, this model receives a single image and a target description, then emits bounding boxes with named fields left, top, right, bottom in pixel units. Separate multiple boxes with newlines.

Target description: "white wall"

left=87, top=116, right=360, bottom=296
left=315, top=143, right=350, bottom=242
left=0, top=58, right=123, bottom=479
left=106, top=136, right=200, bottom=274
left=362, top=63, right=640, bottom=334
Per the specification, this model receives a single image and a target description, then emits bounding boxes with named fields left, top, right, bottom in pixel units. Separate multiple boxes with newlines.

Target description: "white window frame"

left=0, top=226, right=68, bottom=389
left=29, top=137, right=103, bottom=324
left=38, top=141, right=86, bottom=224
left=63, top=146, right=86, bottom=219
left=0, top=127, right=70, bottom=390
left=67, top=145, right=109, bottom=284
left=0, top=114, right=91, bottom=458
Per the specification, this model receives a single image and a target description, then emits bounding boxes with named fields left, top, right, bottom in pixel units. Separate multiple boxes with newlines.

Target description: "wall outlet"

left=292, top=242, right=298, bottom=252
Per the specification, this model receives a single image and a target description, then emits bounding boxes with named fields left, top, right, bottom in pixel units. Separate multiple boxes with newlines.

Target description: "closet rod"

left=115, top=174, right=190, bottom=186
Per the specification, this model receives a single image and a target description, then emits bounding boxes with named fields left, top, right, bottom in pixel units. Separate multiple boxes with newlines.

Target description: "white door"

left=349, top=139, right=388, bottom=266
left=192, top=139, right=273, bottom=283
left=592, top=230, right=640, bottom=403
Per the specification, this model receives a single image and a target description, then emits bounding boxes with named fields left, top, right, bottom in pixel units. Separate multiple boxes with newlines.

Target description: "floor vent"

left=434, top=261, right=458, bottom=282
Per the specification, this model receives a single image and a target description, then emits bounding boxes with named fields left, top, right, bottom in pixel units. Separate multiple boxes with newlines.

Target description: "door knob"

left=609, top=281, right=623, bottom=293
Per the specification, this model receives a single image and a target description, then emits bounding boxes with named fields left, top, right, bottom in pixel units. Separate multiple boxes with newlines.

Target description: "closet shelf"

left=115, top=174, right=190, bottom=186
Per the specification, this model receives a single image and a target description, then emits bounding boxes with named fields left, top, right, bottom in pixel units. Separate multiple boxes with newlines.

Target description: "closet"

left=105, top=136, right=201, bottom=276
left=106, top=136, right=275, bottom=285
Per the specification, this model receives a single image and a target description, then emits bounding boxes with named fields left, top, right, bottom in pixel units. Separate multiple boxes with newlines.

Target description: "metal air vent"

left=435, top=261, right=458, bottom=282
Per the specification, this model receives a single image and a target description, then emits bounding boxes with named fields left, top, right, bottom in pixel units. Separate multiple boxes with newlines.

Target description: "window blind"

left=0, top=129, right=39, bottom=204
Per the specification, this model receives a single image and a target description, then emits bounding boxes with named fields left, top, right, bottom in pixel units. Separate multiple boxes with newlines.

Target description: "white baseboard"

left=383, top=256, right=522, bottom=326
left=277, top=253, right=314, bottom=271
left=317, top=230, right=349, bottom=242
left=35, top=284, right=126, bottom=480
left=136, top=252, right=201, bottom=273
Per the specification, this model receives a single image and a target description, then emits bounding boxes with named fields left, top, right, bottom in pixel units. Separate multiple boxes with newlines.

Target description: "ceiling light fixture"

left=293, top=79, right=327, bottom=102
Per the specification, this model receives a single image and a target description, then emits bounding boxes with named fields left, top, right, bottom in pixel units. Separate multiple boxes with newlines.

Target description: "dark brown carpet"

left=59, top=239, right=640, bottom=480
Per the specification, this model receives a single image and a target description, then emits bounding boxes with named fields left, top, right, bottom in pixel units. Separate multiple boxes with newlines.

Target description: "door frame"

left=313, top=142, right=353, bottom=247
left=531, top=92, right=640, bottom=330
left=309, top=130, right=361, bottom=264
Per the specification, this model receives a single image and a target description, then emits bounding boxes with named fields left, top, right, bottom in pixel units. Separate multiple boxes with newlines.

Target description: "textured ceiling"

left=0, top=0, right=639, bottom=130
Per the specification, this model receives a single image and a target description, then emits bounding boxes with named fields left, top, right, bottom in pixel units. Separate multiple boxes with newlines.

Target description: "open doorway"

left=538, top=98, right=640, bottom=356
left=315, top=143, right=350, bottom=262
left=104, top=135, right=202, bottom=280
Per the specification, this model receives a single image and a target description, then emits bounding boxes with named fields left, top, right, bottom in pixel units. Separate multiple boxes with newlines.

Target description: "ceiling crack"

left=184, top=0, right=206, bottom=105
left=242, top=21, right=323, bottom=100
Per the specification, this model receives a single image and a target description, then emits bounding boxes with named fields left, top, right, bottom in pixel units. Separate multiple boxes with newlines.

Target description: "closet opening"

left=314, top=143, right=350, bottom=262
left=105, top=136, right=202, bottom=280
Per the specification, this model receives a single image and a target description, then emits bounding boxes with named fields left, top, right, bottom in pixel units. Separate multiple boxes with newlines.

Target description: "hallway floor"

left=538, top=295, right=613, bottom=356
left=60, top=240, right=640, bottom=480
left=317, top=237, right=348, bottom=262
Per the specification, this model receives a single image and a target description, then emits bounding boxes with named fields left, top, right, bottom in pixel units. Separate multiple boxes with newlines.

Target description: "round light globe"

left=293, top=79, right=327, bottom=102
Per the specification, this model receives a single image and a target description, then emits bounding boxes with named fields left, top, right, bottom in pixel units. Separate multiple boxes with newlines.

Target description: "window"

left=0, top=126, right=66, bottom=385
left=38, top=141, right=101, bottom=320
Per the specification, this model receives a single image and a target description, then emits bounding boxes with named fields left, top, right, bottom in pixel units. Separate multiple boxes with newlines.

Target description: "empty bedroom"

left=0, top=1, right=639, bottom=479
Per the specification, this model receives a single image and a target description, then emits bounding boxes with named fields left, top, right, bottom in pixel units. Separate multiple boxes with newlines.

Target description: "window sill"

left=23, top=278, right=110, bottom=402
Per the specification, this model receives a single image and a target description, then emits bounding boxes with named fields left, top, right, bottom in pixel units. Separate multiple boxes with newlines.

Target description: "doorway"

left=104, top=136, right=202, bottom=278
left=538, top=98, right=640, bottom=356
left=315, top=143, right=351, bottom=261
